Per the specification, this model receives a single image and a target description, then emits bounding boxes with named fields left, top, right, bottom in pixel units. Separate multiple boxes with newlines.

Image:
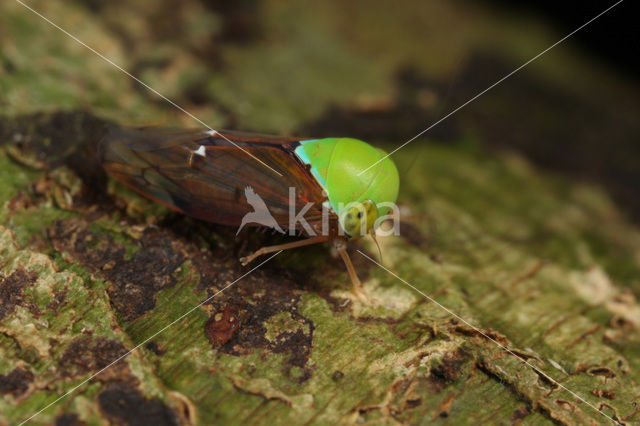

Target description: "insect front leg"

left=334, top=239, right=370, bottom=303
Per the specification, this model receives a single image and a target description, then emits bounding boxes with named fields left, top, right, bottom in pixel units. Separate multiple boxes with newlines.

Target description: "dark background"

left=492, top=0, right=638, bottom=77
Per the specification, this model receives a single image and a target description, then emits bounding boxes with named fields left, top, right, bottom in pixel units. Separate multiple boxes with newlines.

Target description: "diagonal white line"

left=358, top=0, right=625, bottom=176
left=19, top=251, right=282, bottom=425
left=357, top=250, right=620, bottom=425
left=15, top=0, right=283, bottom=177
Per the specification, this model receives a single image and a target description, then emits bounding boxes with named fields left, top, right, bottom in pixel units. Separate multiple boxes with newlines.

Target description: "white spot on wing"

left=193, top=145, right=206, bottom=157
left=206, top=129, right=218, bottom=136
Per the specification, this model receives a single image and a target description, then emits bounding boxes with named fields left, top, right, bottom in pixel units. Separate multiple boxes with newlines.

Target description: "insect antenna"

left=369, top=230, right=383, bottom=265
left=401, top=154, right=420, bottom=176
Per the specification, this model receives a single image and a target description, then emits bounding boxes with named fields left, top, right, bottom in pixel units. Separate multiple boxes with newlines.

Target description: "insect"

left=99, top=127, right=399, bottom=300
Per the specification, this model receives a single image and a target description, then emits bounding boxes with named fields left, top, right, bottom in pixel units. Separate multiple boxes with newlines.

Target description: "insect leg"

left=240, top=235, right=330, bottom=266
left=335, top=240, right=370, bottom=303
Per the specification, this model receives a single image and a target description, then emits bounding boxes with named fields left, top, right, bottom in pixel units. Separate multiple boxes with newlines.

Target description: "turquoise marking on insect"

left=294, top=140, right=329, bottom=194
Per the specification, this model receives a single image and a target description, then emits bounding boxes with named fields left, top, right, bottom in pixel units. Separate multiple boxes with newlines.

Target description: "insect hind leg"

left=240, top=235, right=330, bottom=266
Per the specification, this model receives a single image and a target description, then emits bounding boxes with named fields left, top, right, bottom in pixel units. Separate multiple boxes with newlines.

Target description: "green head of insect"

left=295, top=137, right=400, bottom=238
left=338, top=199, right=378, bottom=237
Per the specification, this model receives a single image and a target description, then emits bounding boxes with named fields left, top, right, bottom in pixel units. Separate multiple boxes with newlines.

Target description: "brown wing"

left=99, top=127, right=331, bottom=234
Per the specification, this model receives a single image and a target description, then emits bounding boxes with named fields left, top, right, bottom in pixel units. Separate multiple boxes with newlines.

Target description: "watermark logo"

left=237, top=186, right=400, bottom=237
left=236, top=186, right=285, bottom=235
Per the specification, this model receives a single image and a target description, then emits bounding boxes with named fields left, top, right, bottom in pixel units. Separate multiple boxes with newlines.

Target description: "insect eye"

left=357, top=212, right=363, bottom=219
